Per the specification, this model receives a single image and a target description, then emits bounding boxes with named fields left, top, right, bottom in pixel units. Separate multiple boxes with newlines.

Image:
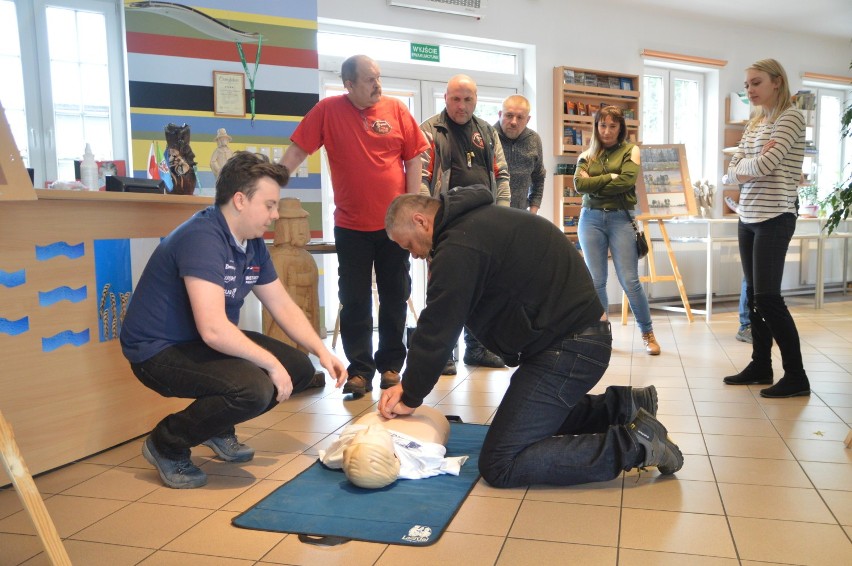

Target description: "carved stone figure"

left=164, top=123, right=197, bottom=195
left=209, top=128, right=234, bottom=179
left=262, top=198, right=319, bottom=350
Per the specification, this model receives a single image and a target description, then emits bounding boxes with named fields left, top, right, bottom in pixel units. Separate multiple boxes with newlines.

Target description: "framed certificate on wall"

left=213, top=71, right=246, bottom=117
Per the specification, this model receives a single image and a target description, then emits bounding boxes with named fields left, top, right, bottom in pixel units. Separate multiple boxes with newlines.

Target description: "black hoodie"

left=400, top=185, right=603, bottom=409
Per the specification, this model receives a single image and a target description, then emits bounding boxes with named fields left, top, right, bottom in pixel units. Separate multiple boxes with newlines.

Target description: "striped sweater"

left=727, top=107, right=805, bottom=223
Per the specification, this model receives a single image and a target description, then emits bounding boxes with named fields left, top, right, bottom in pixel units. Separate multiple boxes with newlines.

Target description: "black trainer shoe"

left=380, top=370, right=401, bottom=389
left=202, top=433, right=255, bottom=463
left=142, top=436, right=207, bottom=489
left=463, top=348, right=506, bottom=368
left=442, top=359, right=457, bottom=375
left=629, top=385, right=658, bottom=421
left=760, top=376, right=810, bottom=398
left=723, top=362, right=773, bottom=385
left=628, top=409, right=684, bottom=475
left=342, top=375, right=372, bottom=396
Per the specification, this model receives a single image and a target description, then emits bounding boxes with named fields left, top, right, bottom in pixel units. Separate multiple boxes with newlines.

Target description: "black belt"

left=586, top=207, right=619, bottom=212
left=571, top=321, right=612, bottom=338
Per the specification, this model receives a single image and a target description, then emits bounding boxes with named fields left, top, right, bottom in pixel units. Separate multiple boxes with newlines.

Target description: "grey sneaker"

left=628, top=409, right=683, bottom=475
left=142, top=436, right=207, bottom=489
left=442, top=359, right=457, bottom=375
left=629, top=385, right=658, bottom=421
left=736, top=325, right=753, bottom=343
left=463, top=348, right=506, bottom=368
left=202, top=433, right=255, bottom=462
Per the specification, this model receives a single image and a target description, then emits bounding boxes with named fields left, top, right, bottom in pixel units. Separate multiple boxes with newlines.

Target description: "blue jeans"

left=578, top=208, right=653, bottom=333
left=334, top=226, right=410, bottom=379
left=738, top=277, right=749, bottom=329
left=478, top=324, right=643, bottom=487
left=129, top=331, right=316, bottom=459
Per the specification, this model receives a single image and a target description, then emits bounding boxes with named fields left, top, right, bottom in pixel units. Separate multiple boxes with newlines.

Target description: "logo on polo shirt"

left=245, top=265, right=260, bottom=285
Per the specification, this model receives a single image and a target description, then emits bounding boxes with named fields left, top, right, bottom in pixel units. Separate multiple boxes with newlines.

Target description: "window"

left=2, top=0, right=126, bottom=187
left=805, top=87, right=851, bottom=200
left=642, top=66, right=706, bottom=182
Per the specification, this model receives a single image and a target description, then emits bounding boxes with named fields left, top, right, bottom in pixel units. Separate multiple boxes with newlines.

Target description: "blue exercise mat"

left=232, top=422, right=489, bottom=546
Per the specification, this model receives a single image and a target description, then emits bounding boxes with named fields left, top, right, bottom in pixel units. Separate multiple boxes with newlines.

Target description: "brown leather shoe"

left=642, top=331, right=661, bottom=356
left=342, top=375, right=372, bottom=396
left=380, top=370, right=401, bottom=389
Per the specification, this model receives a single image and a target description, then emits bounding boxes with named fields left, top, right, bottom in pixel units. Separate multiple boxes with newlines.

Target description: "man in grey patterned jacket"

left=495, top=95, right=545, bottom=214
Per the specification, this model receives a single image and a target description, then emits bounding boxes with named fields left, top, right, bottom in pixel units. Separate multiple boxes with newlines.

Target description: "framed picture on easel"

left=635, top=144, right=696, bottom=218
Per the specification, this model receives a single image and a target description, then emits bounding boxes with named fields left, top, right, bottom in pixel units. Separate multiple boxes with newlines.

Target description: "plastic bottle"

left=81, top=143, right=99, bottom=191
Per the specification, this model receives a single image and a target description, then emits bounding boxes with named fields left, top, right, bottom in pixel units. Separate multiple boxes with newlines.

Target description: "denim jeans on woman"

left=478, top=328, right=644, bottom=487
left=578, top=207, right=653, bottom=333
left=130, top=330, right=316, bottom=459
left=739, top=213, right=805, bottom=376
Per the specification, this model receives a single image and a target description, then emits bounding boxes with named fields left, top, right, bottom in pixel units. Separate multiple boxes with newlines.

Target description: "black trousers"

left=334, top=226, right=410, bottom=379
left=739, top=213, right=805, bottom=377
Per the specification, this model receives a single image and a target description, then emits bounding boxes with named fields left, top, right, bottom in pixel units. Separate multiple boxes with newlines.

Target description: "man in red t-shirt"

left=281, top=55, right=429, bottom=396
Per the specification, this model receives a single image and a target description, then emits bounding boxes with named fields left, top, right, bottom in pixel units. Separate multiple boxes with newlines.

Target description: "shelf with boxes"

left=554, top=162, right=581, bottom=242
left=553, top=66, right=640, bottom=156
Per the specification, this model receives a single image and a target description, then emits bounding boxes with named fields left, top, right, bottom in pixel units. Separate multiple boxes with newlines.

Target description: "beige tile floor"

left=2, top=296, right=851, bottom=565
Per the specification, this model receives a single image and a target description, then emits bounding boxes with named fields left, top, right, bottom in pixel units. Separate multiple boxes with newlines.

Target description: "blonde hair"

left=746, top=59, right=792, bottom=130
left=587, top=105, right=627, bottom=160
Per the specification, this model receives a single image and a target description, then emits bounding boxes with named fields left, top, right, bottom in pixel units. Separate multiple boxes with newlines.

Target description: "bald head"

left=445, top=74, right=478, bottom=125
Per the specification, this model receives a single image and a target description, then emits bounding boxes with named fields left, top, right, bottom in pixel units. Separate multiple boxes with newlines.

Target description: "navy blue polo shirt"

left=120, top=206, right=277, bottom=363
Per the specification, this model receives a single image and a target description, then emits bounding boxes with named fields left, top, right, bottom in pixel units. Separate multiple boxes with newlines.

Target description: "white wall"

left=319, top=0, right=851, bottom=223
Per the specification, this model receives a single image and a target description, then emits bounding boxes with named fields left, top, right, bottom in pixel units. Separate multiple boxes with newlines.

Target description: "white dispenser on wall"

left=81, top=143, right=99, bottom=191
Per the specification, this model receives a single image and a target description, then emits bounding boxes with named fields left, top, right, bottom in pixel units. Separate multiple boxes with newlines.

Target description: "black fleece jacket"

left=400, top=185, right=603, bottom=408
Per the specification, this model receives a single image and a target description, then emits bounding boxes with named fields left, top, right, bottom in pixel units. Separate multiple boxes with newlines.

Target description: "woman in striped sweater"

left=722, top=59, right=809, bottom=398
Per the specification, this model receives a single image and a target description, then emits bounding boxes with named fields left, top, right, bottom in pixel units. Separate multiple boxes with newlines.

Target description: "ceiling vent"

left=387, top=0, right=485, bottom=19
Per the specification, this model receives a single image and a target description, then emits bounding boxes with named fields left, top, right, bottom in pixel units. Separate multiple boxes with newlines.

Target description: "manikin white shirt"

left=318, top=424, right=469, bottom=480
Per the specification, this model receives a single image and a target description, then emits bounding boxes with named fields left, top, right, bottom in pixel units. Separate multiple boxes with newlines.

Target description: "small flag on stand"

left=146, top=141, right=159, bottom=180
left=156, top=141, right=173, bottom=192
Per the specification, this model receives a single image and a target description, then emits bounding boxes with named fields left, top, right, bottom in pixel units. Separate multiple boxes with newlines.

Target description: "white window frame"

left=13, top=0, right=127, bottom=188
left=800, top=82, right=851, bottom=200
left=642, top=64, right=708, bottom=182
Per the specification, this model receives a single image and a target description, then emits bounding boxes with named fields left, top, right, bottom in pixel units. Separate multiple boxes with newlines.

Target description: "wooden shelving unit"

left=552, top=66, right=641, bottom=239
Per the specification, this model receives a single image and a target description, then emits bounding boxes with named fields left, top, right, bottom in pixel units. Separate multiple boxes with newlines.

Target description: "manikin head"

left=342, top=424, right=400, bottom=489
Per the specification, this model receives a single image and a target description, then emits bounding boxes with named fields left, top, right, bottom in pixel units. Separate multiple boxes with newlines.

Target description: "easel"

left=622, top=144, right=696, bottom=324
left=621, top=215, right=694, bottom=324
left=0, top=411, right=71, bottom=565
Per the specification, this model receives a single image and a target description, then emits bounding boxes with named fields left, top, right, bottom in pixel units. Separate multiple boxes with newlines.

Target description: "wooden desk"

left=0, top=189, right=211, bottom=477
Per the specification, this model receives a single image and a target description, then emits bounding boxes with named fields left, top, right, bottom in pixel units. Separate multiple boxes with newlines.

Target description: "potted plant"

left=798, top=183, right=819, bottom=217
left=821, top=61, right=852, bottom=235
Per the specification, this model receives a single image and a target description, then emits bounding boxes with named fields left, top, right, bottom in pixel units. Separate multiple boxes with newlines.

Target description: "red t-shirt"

left=290, top=95, right=428, bottom=231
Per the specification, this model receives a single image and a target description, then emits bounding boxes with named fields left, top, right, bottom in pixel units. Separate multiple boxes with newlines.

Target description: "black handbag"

left=619, top=194, right=649, bottom=259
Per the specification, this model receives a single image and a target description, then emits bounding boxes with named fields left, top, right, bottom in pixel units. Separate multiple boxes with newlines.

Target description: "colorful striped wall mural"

left=124, top=0, right=324, bottom=238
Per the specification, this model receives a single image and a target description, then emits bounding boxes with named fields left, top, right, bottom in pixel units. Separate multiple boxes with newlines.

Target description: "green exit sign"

left=411, top=42, right=440, bottom=62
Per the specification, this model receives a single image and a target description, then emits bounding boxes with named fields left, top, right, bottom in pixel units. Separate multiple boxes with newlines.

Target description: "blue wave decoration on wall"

left=42, top=329, right=90, bottom=352
left=0, top=316, right=29, bottom=336
left=0, top=269, right=26, bottom=287
left=38, top=285, right=88, bottom=307
left=35, top=242, right=85, bottom=260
